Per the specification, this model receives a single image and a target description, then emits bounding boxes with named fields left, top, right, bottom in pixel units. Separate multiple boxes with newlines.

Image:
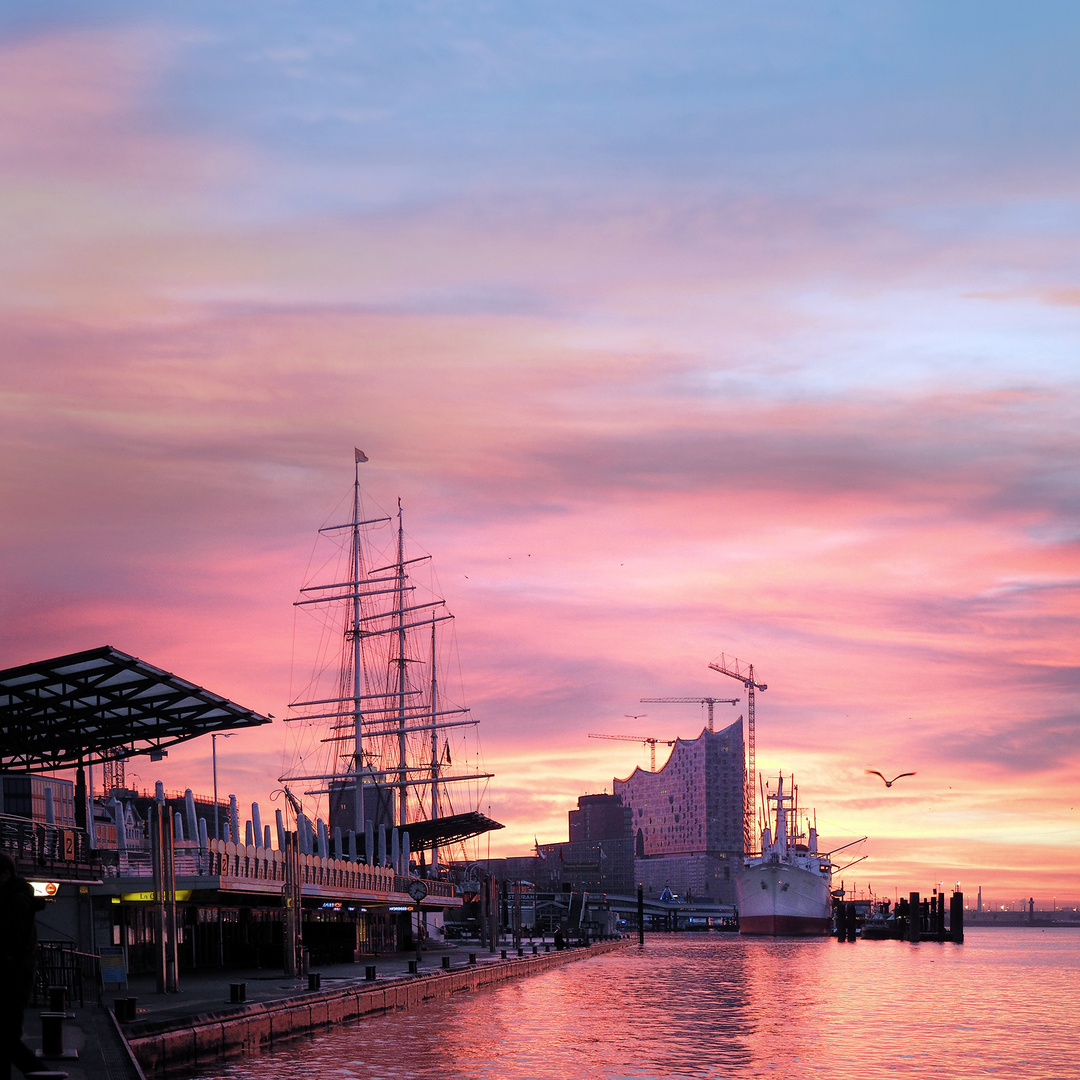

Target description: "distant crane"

left=588, top=732, right=677, bottom=772
left=708, top=654, right=767, bottom=853
left=638, top=696, right=740, bottom=734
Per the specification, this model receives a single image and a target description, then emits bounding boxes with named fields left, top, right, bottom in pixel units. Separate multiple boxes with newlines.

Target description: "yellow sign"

left=120, top=890, right=193, bottom=902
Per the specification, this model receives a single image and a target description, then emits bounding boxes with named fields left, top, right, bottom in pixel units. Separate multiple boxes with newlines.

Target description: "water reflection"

left=188, top=929, right=1080, bottom=1080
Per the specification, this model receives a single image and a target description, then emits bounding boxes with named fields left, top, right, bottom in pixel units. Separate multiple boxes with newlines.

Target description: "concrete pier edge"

left=126, top=940, right=630, bottom=1076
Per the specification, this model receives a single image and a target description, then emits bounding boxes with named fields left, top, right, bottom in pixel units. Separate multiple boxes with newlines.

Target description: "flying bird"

left=866, top=769, right=916, bottom=788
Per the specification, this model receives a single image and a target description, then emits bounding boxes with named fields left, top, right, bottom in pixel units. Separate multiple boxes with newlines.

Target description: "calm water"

left=192, top=929, right=1080, bottom=1080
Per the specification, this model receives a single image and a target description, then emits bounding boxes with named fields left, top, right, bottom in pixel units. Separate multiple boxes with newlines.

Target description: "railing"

left=34, top=942, right=101, bottom=1006
left=109, top=839, right=457, bottom=899
left=0, top=813, right=97, bottom=876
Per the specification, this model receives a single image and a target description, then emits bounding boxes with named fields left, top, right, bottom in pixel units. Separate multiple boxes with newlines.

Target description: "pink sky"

left=2, top=14, right=1079, bottom=906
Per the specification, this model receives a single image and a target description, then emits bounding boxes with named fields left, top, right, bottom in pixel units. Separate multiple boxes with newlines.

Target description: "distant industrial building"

left=536, top=798, right=636, bottom=896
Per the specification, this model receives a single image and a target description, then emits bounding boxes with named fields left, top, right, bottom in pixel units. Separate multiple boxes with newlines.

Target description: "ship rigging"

left=279, top=454, right=499, bottom=871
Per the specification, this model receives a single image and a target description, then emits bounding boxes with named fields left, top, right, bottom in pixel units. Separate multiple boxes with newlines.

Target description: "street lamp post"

left=212, top=733, right=231, bottom=841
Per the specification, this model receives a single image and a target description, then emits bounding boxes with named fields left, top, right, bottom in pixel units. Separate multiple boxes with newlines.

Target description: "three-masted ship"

left=278, top=451, right=499, bottom=872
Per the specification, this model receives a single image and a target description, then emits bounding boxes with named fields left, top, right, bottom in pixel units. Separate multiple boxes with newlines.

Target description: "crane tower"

left=708, top=654, right=767, bottom=853
left=638, top=696, right=739, bottom=733
left=588, top=732, right=677, bottom=772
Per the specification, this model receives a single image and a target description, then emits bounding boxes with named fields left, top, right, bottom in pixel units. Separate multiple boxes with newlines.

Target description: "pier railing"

left=0, top=812, right=100, bottom=881
left=105, top=838, right=456, bottom=901
left=34, top=942, right=102, bottom=1006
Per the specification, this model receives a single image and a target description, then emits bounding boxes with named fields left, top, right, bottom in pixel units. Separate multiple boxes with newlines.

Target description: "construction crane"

left=588, top=732, right=677, bottom=772
left=708, top=654, right=767, bottom=853
left=638, top=696, right=740, bottom=734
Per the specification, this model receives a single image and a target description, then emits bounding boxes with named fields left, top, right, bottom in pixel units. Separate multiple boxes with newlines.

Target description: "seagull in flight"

left=866, top=769, right=916, bottom=788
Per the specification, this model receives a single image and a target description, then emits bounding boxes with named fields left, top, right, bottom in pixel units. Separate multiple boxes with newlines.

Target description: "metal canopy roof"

left=404, top=810, right=504, bottom=850
left=0, top=646, right=271, bottom=772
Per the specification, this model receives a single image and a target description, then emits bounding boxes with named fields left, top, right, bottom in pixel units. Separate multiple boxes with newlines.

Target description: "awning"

left=0, top=646, right=270, bottom=771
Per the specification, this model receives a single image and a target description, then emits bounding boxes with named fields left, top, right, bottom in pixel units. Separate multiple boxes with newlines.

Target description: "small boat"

left=736, top=773, right=833, bottom=936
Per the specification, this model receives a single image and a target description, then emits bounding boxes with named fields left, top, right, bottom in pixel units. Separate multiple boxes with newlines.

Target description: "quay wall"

left=127, top=940, right=630, bottom=1076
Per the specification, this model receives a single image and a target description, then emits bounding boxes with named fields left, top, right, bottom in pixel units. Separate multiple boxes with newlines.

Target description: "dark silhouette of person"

left=553, top=926, right=565, bottom=950
left=0, top=851, right=64, bottom=1080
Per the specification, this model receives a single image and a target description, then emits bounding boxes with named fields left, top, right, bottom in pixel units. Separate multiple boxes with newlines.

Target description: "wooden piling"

left=950, top=891, right=964, bottom=943
left=908, top=892, right=920, bottom=942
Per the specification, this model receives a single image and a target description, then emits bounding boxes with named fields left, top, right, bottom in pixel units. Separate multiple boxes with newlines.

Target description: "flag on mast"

left=354, top=448, right=369, bottom=463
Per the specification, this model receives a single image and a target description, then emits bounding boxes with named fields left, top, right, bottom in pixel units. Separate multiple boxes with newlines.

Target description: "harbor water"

left=187, top=928, right=1080, bottom=1080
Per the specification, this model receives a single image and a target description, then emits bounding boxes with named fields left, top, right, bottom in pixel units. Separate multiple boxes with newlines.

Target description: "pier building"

left=0, top=646, right=482, bottom=983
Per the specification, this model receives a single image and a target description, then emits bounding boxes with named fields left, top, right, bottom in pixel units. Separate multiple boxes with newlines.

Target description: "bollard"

left=544, top=943, right=550, bottom=952
left=500, top=949, right=507, bottom=960
left=532, top=944, right=538, bottom=955
left=365, top=965, right=377, bottom=981
left=442, top=955, right=451, bottom=970
left=230, top=982, right=247, bottom=1003
left=468, top=953, right=477, bottom=965
left=48, top=986, right=67, bottom=1013
left=308, top=973, right=321, bottom=991
left=40, top=1013, right=77, bottom=1060
left=517, top=946, right=524, bottom=957
left=408, top=959, right=418, bottom=974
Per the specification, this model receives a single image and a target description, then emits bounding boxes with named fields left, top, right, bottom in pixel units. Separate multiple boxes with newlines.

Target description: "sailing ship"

left=736, top=773, right=833, bottom=935
left=278, top=452, right=499, bottom=872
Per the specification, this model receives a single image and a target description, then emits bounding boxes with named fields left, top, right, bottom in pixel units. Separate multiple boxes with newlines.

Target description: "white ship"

left=736, top=773, right=833, bottom=936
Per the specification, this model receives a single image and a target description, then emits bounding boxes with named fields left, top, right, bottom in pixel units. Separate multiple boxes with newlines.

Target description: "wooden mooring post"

left=908, top=892, right=920, bottom=942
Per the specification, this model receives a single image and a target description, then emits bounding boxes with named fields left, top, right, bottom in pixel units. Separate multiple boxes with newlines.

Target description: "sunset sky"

left=2, top=3, right=1079, bottom=905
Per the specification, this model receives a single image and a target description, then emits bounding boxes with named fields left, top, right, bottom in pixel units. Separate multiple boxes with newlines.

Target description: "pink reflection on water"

left=192, top=930, right=1080, bottom=1080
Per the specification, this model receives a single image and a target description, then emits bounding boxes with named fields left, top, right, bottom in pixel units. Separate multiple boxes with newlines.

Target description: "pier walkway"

left=25, top=937, right=629, bottom=1079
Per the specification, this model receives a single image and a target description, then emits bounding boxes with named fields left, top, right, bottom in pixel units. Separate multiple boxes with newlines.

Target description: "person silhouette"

left=0, top=851, right=66, bottom=1080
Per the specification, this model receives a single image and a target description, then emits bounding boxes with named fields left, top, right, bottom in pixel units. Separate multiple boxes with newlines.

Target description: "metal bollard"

left=365, top=965, right=377, bottom=981
left=468, top=953, right=477, bottom=965
left=532, top=944, right=538, bottom=955
left=408, top=959, right=418, bottom=974
left=500, top=949, right=507, bottom=959
left=441, top=955, right=451, bottom=970
left=230, top=982, right=246, bottom=1003
left=40, top=1013, right=76, bottom=1059
left=308, top=973, right=321, bottom=991
left=517, top=947, right=524, bottom=957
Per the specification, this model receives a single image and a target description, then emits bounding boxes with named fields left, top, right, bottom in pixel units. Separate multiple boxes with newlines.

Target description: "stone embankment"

left=127, top=940, right=630, bottom=1076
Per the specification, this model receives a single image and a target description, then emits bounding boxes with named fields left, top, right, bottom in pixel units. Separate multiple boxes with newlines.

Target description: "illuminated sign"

left=388, top=905, right=414, bottom=912
left=120, top=890, right=193, bottom=903
left=30, top=882, right=59, bottom=898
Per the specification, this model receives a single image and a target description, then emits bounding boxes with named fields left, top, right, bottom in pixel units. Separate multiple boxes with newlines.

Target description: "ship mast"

left=350, top=460, right=365, bottom=835
left=394, top=499, right=409, bottom=828
left=281, top=459, right=494, bottom=866
left=429, top=615, right=440, bottom=871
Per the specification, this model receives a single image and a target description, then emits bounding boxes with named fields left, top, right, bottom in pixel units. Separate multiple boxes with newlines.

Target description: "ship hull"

left=736, top=860, right=832, bottom=936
